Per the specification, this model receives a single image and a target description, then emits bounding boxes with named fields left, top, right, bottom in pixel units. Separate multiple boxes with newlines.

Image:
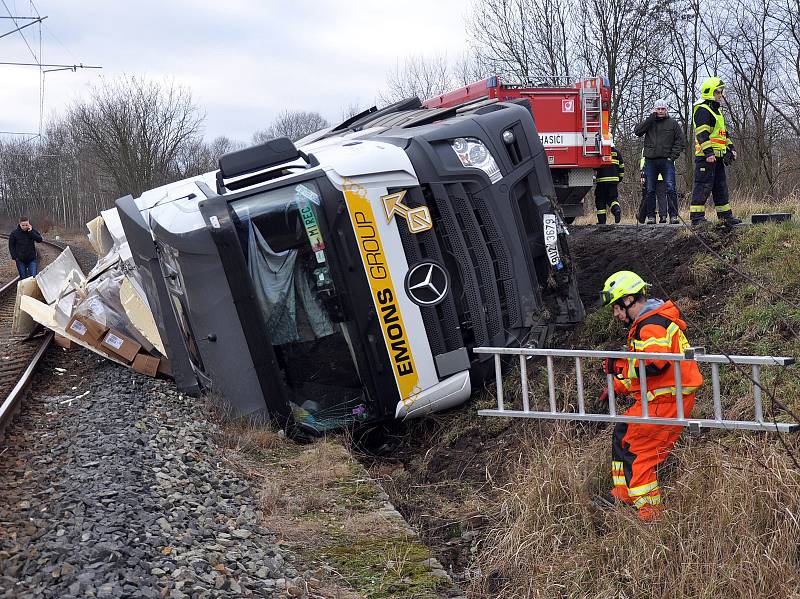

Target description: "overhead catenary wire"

left=0, top=60, right=101, bottom=68
left=1, top=0, right=39, bottom=63
left=0, top=14, right=44, bottom=40
left=1, top=1, right=102, bottom=140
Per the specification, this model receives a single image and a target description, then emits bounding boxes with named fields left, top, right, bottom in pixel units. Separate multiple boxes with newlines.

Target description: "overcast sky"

left=0, top=0, right=471, bottom=143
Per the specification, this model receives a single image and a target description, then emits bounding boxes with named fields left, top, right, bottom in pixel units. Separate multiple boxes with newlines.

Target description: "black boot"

left=611, top=205, right=621, bottom=223
left=591, top=492, right=622, bottom=510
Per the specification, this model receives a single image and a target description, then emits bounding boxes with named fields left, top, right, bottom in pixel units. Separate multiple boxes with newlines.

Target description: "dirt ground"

left=568, top=224, right=709, bottom=306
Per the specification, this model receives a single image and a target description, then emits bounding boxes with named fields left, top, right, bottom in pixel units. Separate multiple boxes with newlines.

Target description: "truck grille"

left=395, top=187, right=462, bottom=358
left=406, top=182, right=520, bottom=354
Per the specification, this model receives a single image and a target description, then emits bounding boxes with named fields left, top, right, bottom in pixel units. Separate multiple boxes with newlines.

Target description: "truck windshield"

left=231, top=181, right=367, bottom=432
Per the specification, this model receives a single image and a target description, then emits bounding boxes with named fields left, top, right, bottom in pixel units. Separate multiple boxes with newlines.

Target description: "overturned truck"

left=115, top=97, right=585, bottom=434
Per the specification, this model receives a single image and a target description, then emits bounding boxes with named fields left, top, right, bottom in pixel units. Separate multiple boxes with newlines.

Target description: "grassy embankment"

left=464, top=218, right=800, bottom=598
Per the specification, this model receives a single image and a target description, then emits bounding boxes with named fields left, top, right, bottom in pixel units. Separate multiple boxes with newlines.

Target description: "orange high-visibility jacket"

left=613, top=300, right=703, bottom=402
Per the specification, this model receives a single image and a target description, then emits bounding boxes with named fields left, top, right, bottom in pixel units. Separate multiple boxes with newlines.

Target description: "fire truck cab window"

left=231, top=182, right=366, bottom=432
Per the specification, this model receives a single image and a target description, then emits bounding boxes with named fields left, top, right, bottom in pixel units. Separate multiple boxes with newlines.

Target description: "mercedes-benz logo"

left=404, top=261, right=449, bottom=307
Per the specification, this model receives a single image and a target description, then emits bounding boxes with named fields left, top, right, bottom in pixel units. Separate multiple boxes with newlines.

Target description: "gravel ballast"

left=0, top=349, right=311, bottom=598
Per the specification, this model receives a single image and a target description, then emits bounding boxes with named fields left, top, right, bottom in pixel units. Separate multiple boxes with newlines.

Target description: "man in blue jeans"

left=8, top=217, right=43, bottom=278
left=634, top=99, right=685, bottom=224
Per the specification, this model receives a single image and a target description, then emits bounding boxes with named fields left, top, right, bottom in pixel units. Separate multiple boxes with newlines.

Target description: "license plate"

left=543, top=214, right=558, bottom=245
left=543, top=214, right=561, bottom=266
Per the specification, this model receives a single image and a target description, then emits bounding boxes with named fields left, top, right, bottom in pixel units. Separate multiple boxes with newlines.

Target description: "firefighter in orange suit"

left=594, top=271, right=703, bottom=521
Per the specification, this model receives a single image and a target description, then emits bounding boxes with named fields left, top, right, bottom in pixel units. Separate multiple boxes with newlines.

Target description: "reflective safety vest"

left=612, top=300, right=704, bottom=402
left=597, top=147, right=624, bottom=183
left=693, top=101, right=729, bottom=157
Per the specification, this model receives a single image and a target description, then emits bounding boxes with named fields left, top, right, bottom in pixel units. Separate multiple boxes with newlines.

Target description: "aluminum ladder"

left=474, top=346, right=799, bottom=433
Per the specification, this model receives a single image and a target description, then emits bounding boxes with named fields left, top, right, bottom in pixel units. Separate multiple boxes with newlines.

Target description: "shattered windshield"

left=231, top=181, right=367, bottom=432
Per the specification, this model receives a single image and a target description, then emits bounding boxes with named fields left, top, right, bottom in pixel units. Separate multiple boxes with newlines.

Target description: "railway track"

left=0, top=235, right=68, bottom=438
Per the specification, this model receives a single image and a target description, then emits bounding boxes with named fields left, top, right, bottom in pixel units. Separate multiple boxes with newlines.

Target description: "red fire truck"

left=423, top=75, right=613, bottom=222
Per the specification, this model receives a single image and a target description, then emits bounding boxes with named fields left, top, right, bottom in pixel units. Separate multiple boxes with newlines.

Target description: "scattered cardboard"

left=157, top=358, right=172, bottom=377
left=20, top=297, right=127, bottom=366
left=35, top=247, right=85, bottom=304
left=132, top=353, right=160, bottom=377
left=12, top=277, right=44, bottom=336
left=66, top=314, right=110, bottom=348
left=54, top=334, right=76, bottom=350
left=101, top=329, right=141, bottom=363
left=86, top=215, right=114, bottom=257
left=20, top=295, right=60, bottom=330
left=20, top=295, right=128, bottom=365
left=120, top=277, right=166, bottom=355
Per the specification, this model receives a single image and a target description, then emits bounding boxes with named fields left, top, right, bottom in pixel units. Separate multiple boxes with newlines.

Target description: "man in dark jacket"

left=634, top=99, right=685, bottom=224
left=8, top=217, right=43, bottom=278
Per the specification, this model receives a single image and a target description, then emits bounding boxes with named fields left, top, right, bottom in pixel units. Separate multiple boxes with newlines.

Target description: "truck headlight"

left=450, top=138, right=502, bottom=183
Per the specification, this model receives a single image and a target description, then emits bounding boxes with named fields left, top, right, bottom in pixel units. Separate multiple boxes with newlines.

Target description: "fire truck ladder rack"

left=580, top=84, right=602, bottom=157
left=474, top=346, right=799, bottom=433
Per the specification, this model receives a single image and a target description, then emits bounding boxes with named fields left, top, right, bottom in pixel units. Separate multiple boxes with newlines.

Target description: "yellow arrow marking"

left=381, top=190, right=432, bottom=234
left=407, top=206, right=433, bottom=233
left=382, top=190, right=410, bottom=222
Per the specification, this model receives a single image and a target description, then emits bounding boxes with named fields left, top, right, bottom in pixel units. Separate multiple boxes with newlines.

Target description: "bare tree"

left=580, top=0, right=657, bottom=137
left=338, top=102, right=362, bottom=122
left=451, top=52, right=491, bottom=86
left=467, top=0, right=577, bottom=83
left=208, top=135, right=246, bottom=160
left=379, top=54, right=454, bottom=104
left=67, top=76, right=205, bottom=199
left=466, top=0, right=538, bottom=82
left=252, top=110, right=329, bottom=143
left=701, top=0, right=785, bottom=193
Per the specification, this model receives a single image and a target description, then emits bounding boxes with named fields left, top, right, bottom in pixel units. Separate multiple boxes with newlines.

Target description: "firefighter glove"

left=723, top=149, right=736, bottom=165
left=603, top=358, right=624, bottom=375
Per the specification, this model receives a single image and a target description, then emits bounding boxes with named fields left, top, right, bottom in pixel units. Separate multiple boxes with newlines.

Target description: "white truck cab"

left=116, top=97, right=584, bottom=436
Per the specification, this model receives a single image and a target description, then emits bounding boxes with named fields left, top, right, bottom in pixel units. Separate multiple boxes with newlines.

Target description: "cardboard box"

left=54, top=334, right=76, bottom=350
left=132, top=353, right=160, bottom=377
left=156, top=358, right=172, bottom=378
left=13, top=276, right=44, bottom=336
left=101, top=329, right=142, bottom=363
left=66, top=314, right=110, bottom=348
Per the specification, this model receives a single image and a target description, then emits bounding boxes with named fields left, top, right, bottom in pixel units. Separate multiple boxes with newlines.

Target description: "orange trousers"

left=611, top=393, right=695, bottom=520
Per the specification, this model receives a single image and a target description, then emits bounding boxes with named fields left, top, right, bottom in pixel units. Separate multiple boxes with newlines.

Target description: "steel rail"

left=0, top=235, right=67, bottom=438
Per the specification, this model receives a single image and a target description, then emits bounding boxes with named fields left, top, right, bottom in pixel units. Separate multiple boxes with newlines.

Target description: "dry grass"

left=469, top=426, right=800, bottom=598
left=464, top=218, right=800, bottom=598
left=206, top=414, right=447, bottom=598
left=573, top=190, right=800, bottom=226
